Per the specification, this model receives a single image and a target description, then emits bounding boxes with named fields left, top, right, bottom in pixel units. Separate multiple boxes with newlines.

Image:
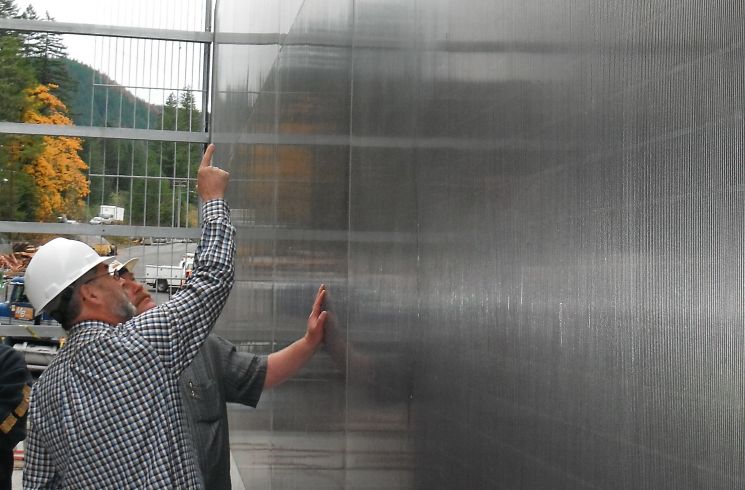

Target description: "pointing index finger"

left=200, top=143, right=216, bottom=168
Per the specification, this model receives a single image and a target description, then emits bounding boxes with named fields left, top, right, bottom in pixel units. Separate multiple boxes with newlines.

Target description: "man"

left=0, top=344, right=32, bottom=490
left=23, top=144, right=233, bottom=489
left=109, top=258, right=328, bottom=490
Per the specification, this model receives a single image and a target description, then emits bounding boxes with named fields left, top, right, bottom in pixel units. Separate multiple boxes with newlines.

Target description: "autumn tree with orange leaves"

left=19, top=84, right=89, bottom=221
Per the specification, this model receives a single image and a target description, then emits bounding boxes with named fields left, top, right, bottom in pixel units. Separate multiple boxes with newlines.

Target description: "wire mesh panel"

left=0, top=1, right=212, bottom=313
left=85, top=138, right=202, bottom=227
left=0, top=0, right=210, bottom=235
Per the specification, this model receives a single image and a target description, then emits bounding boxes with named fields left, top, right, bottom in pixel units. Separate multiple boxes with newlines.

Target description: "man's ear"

left=78, top=283, right=104, bottom=305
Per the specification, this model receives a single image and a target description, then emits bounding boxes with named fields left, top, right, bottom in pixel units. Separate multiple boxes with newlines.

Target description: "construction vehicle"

left=99, top=205, right=125, bottom=222
left=0, top=276, right=49, bottom=324
left=0, top=276, right=63, bottom=373
left=145, top=253, right=194, bottom=292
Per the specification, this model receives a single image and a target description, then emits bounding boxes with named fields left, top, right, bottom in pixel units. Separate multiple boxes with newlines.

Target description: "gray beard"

left=115, top=297, right=137, bottom=322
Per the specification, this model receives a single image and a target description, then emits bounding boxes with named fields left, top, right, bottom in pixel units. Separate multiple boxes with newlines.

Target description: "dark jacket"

left=0, top=344, right=32, bottom=451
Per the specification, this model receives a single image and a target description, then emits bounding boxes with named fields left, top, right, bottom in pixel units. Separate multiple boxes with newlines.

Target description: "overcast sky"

left=18, top=0, right=208, bottom=30
left=17, top=0, right=210, bottom=106
left=14, top=1, right=306, bottom=107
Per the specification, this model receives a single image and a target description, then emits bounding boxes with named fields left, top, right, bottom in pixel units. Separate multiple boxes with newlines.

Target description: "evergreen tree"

left=178, top=89, right=202, bottom=131
left=160, top=93, right=180, bottom=179
left=0, top=0, right=19, bottom=38
left=0, top=0, right=33, bottom=121
left=162, top=92, right=179, bottom=130
left=19, top=5, right=43, bottom=57
left=179, top=90, right=203, bottom=177
left=20, top=8, right=73, bottom=103
left=0, top=3, right=41, bottom=220
left=174, top=89, right=201, bottom=226
left=140, top=89, right=203, bottom=226
left=0, top=133, right=40, bottom=221
left=162, top=89, right=203, bottom=132
left=0, top=35, right=34, bottom=121
left=0, top=0, right=17, bottom=17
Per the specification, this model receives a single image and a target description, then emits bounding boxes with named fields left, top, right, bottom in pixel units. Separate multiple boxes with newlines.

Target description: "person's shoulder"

left=207, top=333, right=229, bottom=344
left=202, top=334, right=243, bottom=370
left=205, top=333, right=238, bottom=352
left=0, top=344, right=31, bottom=396
left=71, top=322, right=153, bottom=360
left=0, top=343, right=19, bottom=356
left=0, top=343, right=25, bottom=369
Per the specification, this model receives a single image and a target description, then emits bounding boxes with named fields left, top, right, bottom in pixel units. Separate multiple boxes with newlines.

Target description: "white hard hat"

left=25, top=237, right=115, bottom=312
left=109, top=257, right=139, bottom=275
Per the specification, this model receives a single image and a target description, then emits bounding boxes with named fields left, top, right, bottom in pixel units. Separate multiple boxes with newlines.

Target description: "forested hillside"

left=63, top=58, right=161, bottom=129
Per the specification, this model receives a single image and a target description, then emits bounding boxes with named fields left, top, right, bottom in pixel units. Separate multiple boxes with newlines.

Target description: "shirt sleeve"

left=126, top=199, right=236, bottom=376
left=210, top=335, right=267, bottom=406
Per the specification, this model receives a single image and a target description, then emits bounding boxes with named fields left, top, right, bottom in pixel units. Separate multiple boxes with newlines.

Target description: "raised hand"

left=196, top=144, right=230, bottom=201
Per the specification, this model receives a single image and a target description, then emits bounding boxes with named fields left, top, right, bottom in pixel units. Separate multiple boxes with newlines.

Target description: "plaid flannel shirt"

left=23, top=199, right=235, bottom=489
